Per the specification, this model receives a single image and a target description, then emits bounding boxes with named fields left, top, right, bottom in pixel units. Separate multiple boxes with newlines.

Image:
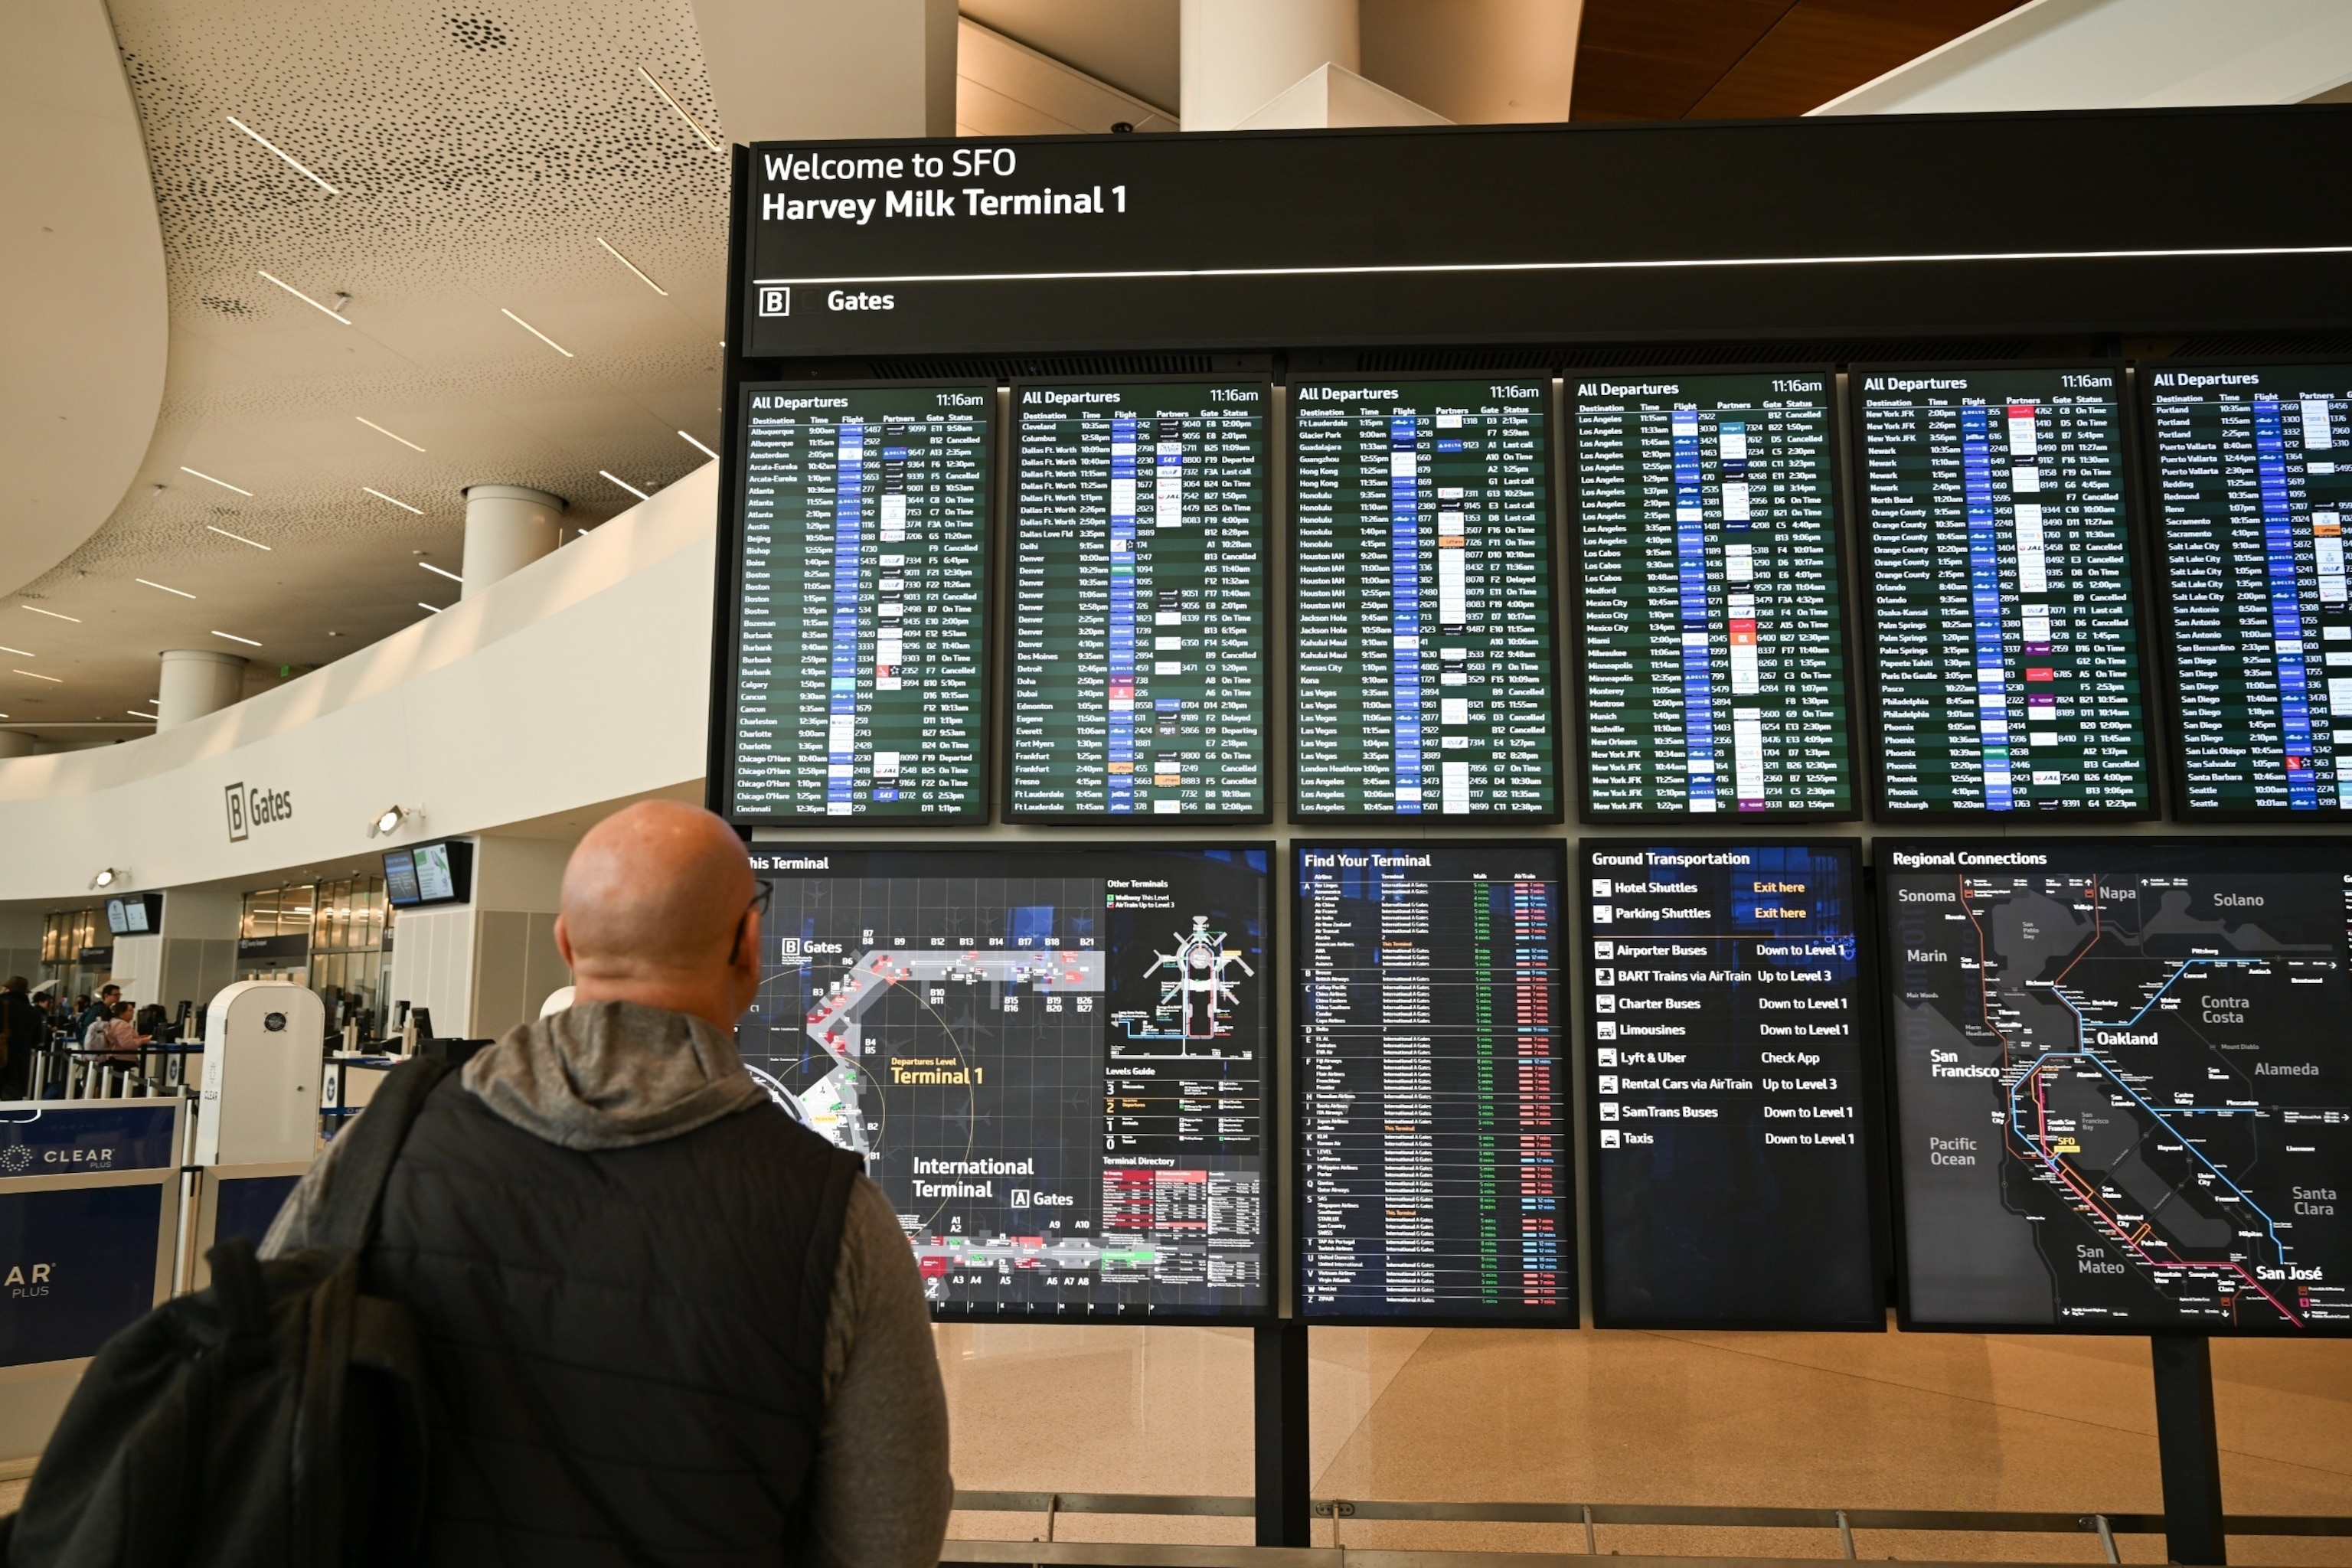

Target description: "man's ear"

left=553, top=916, right=577, bottom=969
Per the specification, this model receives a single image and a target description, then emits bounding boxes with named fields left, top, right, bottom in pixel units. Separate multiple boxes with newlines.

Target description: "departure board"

left=1882, top=839, right=2352, bottom=1334
left=1006, top=381, right=1269, bottom=820
left=1583, top=841, right=1881, bottom=1328
left=2149, top=364, right=2352, bottom=815
left=1297, top=842, right=1569, bottom=1323
left=1572, top=372, right=1854, bottom=819
left=742, top=844, right=1272, bottom=1321
left=724, top=384, right=991, bottom=822
left=1291, top=380, right=1559, bottom=818
left=1857, top=367, right=2152, bottom=816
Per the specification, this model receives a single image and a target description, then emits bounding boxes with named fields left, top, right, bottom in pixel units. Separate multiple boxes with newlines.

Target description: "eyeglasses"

left=731, top=882, right=774, bottom=956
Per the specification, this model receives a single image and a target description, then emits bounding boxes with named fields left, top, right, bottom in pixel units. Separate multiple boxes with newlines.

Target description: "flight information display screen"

left=724, top=384, right=991, bottom=822
left=1582, top=841, right=1881, bottom=1328
left=1857, top=366, right=2152, bottom=816
left=1882, top=839, right=2352, bottom=1334
left=2148, top=364, right=2352, bottom=815
left=1006, top=381, right=1269, bottom=820
left=1291, top=379, right=1560, bottom=819
left=1571, top=371, right=1854, bottom=819
left=1296, top=842, right=1568, bottom=1324
left=742, top=845, right=1272, bottom=1321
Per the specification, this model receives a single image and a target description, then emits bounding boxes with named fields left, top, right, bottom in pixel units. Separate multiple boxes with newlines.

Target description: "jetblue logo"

left=758, top=286, right=790, bottom=317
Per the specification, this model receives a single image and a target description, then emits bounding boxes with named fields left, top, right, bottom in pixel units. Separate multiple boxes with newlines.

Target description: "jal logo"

left=5, top=1263, right=53, bottom=1298
left=225, top=782, right=293, bottom=842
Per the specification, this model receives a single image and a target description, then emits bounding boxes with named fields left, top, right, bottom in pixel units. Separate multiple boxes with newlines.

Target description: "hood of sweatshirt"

left=461, top=999, right=766, bottom=1151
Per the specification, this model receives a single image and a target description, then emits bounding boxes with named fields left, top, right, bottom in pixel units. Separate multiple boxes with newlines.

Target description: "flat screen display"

left=103, top=900, right=128, bottom=936
left=724, top=383, right=991, bottom=822
left=118, top=898, right=150, bottom=936
left=1857, top=366, right=2152, bottom=816
left=1290, top=379, right=1558, bottom=819
left=1295, top=842, right=1569, bottom=1325
left=1571, top=371, right=1854, bottom=819
left=1005, top=381, right=1269, bottom=821
left=383, top=851, right=422, bottom=908
left=1581, top=841, right=1881, bottom=1328
left=1882, top=838, right=2352, bottom=1334
left=2148, top=364, right=2352, bottom=815
left=742, top=844, right=1272, bottom=1320
left=411, top=844, right=455, bottom=903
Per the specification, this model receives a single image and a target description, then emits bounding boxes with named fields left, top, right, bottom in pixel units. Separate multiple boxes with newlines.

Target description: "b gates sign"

left=224, top=781, right=294, bottom=843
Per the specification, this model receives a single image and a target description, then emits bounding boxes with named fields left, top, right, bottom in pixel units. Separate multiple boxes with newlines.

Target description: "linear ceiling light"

left=363, top=487, right=424, bottom=514
left=501, top=309, right=573, bottom=357
left=419, top=562, right=462, bottom=583
left=256, top=270, right=352, bottom=325
left=678, top=430, right=719, bottom=460
left=136, top=579, right=196, bottom=599
left=211, top=630, right=262, bottom=648
left=226, top=115, right=339, bottom=194
left=417, top=601, right=446, bottom=615
left=0, top=647, right=31, bottom=658
left=180, top=466, right=253, bottom=496
left=127, top=710, right=157, bottom=720
left=355, top=416, right=424, bottom=450
left=20, top=606, right=80, bottom=623
left=596, top=237, right=668, bottom=296
left=15, top=670, right=61, bottom=684
left=635, top=67, right=720, bottom=153
left=207, top=525, right=272, bottom=551
left=599, top=470, right=651, bottom=501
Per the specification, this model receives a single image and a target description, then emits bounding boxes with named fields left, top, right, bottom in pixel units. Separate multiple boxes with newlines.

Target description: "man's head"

left=552, top=801, right=760, bottom=1034
left=99, top=985, right=119, bottom=1003
left=2, top=977, right=24, bottom=995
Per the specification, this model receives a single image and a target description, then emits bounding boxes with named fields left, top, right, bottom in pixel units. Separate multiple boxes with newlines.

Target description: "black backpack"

left=5, top=1057, right=452, bottom=1567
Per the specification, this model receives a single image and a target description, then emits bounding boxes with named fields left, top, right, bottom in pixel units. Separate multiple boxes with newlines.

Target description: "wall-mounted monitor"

left=1855, top=364, right=2154, bottom=818
left=103, top=894, right=161, bottom=936
left=1570, top=370, right=1856, bottom=821
left=1004, top=380, right=1271, bottom=822
left=1289, top=377, right=1560, bottom=820
left=718, top=382, right=993, bottom=824
left=2146, top=362, right=2352, bottom=817
left=1579, top=840, right=1882, bottom=1329
left=383, top=840, right=472, bottom=909
left=1295, top=841, right=1570, bottom=1325
left=382, top=850, right=421, bottom=907
left=1881, top=838, right=2352, bottom=1334
left=742, top=844, right=1272, bottom=1321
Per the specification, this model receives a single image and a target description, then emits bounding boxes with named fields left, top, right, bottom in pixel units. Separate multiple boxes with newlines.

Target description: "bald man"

left=266, top=802, right=950, bottom=1566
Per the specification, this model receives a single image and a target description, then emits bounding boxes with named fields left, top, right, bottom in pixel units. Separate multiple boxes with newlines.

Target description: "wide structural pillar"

left=461, top=485, right=567, bottom=600
left=0, top=732, right=33, bottom=759
left=690, top=0, right=956, bottom=141
left=1181, top=0, right=1360, bottom=129
left=156, top=648, right=247, bottom=731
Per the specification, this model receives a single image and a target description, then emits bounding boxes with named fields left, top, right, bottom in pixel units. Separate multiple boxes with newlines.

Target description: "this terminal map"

left=1571, top=373, right=1854, bottom=818
left=741, top=846, right=1271, bottom=1320
left=1857, top=367, right=2151, bottom=815
left=726, top=384, right=991, bottom=821
left=1296, top=843, right=1568, bottom=1322
left=1882, top=840, right=2352, bottom=1333
left=1583, top=842, right=1881, bottom=1327
left=1007, top=381, right=1269, bottom=819
left=2149, top=364, right=2352, bottom=815
left=1291, top=380, right=1558, bottom=818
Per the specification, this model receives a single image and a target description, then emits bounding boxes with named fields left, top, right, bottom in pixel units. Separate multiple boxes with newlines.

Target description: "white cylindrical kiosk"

left=459, top=484, right=567, bottom=599
left=194, top=981, right=323, bottom=1166
left=156, top=648, right=249, bottom=731
left=1181, top=0, right=1360, bottom=130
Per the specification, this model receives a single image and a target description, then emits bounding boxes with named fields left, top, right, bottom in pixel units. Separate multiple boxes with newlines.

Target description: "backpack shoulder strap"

left=312, top=1056, right=454, bottom=1253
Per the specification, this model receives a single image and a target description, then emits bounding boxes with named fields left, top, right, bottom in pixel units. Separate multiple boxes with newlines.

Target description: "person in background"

left=96, top=1001, right=148, bottom=1065
left=0, top=978, right=40, bottom=1100
left=76, top=985, right=118, bottom=1040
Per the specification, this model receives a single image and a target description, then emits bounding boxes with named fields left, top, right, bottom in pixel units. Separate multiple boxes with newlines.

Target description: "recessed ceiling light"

left=211, top=630, right=262, bottom=648
left=600, top=470, right=651, bottom=501
left=363, top=487, right=424, bottom=514
left=127, top=710, right=157, bottom=720
left=180, top=466, right=253, bottom=497
left=355, top=416, right=424, bottom=451
left=596, top=237, right=668, bottom=296
left=501, top=309, right=573, bottom=358
left=635, top=66, right=720, bottom=153
left=256, top=270, right=352, bottom=325
left=207, top=525, right=272, bottom=551
left=420, top=562, right=463, bottom=583
left=225, top=116, right=339, bottom=194
left=678, top=430, right=719, bottom=460
left=0, top=646, right=31, bottom=658
left=14, top=670, right=61, bottom=684
left=19, top=606, right=80, bottom=623
left=136, top=578, right=195, bottom=599
left=417, top=601, right=446, bottom=615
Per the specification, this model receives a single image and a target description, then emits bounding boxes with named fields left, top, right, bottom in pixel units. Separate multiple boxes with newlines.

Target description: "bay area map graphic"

left=1884, top=843, right=2351, bottom=1333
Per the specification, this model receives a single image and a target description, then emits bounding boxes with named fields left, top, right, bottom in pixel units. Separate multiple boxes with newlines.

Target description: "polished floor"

left=937, top=1325, right=2352, bottom=1563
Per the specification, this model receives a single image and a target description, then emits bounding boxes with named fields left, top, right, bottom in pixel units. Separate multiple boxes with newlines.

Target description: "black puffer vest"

left=366, top=1077, right=861, bottom=1565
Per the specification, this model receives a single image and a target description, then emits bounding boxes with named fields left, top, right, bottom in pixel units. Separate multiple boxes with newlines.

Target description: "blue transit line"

left=2048, top=957, right=2258, bottom=1033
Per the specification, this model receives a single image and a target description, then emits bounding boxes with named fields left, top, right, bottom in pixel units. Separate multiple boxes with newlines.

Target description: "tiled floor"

left=939, top=1324, right=2352, bottom=1563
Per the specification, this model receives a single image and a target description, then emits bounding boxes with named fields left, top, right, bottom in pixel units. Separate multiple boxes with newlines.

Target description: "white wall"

left=383, top=837, right=570, bottom=1042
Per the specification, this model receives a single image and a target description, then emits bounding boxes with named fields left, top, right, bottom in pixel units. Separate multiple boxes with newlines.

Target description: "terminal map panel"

left=2148, top=364, right=2352, bottom=815
left=725, top=384, right=991, bottom=822
left=1857, top=367, right=2152, bottom=815
left=1291, top=379, right=1558, bottom=818
left=1572, top=372, right=1854, bottom=819
left=1882, top=840, right=2352, bottom=1333
left=742, top=845, right=1272, bottom=1321
left=1296, top=843, right=1569, bottom=1323
left=1007, top=381, right=1269, bottom=820
left=1582, top=842, right=1881, bottom=1327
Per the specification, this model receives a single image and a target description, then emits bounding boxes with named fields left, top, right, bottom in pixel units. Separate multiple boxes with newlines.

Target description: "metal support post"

left=2152, top=1334, right=2226, bottom=1564
left=1253, top=1321, right=1309, bottom=1547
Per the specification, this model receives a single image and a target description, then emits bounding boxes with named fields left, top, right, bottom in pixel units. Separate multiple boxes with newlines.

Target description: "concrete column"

left=156, top=648, right=248, bottom=730
left=1181, top=0, right=1360, bottom=130
left=691, top=0, right=956, bottom=141
left=0, top=732, right=34, bottom=759
left=460, top=485, right=567, bottom=599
